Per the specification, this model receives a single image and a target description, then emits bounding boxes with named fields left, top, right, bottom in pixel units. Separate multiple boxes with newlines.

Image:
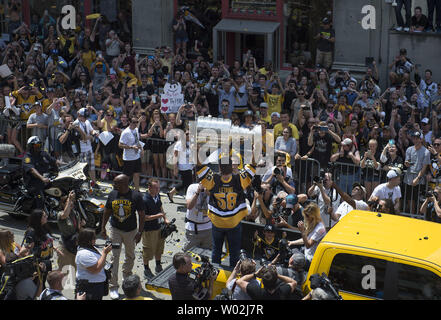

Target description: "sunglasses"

left=131, top=121, right=138, bottom=124
left=434, top=143, right=441, bottom=147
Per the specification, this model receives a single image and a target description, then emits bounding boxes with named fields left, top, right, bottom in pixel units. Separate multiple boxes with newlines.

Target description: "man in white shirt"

left=307, top=172, right=341, bottom=229
left=118, top=116, right=143, bottom=191
left=330, top=181, right=369, bottom=223
left=73, top=107, right=98, bottom=185
left=183, top=182, right=212, bottom=251
left=369, top=169, right=402, bottom=213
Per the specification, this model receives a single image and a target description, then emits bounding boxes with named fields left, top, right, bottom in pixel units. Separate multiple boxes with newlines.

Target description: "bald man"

left=102, top=174, right=145, bottom=300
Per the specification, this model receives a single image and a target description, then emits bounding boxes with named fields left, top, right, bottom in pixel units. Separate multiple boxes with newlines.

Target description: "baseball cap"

left=78, top=108, right=88, bottom=117
left=285, top=194, right=298, bottom=209
left=244, top=110, right=254, bottom=117
left=271, top=112, right=280, bottom=118
left=352, top=183, right=366, bottom=197
left=260, top=102, right=268, bottom=108
left=322, top=17, right=330, bottom=24
left=387, top=169, right=401, bottom=179
left=289, top=248, right=305, bottom=269
left=411, top=131, right=422, bottom=139
left=264, top=224, right=275, bottom=233
left=342, top=138, right=353, bottom=146
left=421, top=118, right=430, bottom=124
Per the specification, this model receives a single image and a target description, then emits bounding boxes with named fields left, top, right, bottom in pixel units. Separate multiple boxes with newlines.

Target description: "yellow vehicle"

left=303, top=210, right=441, bottom=300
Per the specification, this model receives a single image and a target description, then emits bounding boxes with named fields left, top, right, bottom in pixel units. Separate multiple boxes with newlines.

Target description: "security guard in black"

left=22, top=136, right=57, bottom=209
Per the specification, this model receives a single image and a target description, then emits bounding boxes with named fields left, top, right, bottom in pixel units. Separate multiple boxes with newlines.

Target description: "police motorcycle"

left=0, top=144, right=104, bottom=232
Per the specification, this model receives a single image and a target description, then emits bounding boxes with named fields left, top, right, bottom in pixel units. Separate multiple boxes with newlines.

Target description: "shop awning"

left=213, top=18, right=280, bottom=34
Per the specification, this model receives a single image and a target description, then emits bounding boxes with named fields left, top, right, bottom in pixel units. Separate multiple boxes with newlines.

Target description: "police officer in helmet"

left=22, top=136, right=58, bottom=211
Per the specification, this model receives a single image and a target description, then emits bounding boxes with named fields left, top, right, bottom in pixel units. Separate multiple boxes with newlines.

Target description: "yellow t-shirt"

left=264, top=93, right=284, bottom=116
left=82, top=51, right=97, bottom=72
left=118, top=70, right=141, bottom=85
left=273, top=123, right=300, bottom=141
left=11, top=91, right=44, bottom=120
left=260, top=114, right=272, bottom=126
left=100, top=119, right=117, bottom=132
left=59, top=35, right=76, bottom=55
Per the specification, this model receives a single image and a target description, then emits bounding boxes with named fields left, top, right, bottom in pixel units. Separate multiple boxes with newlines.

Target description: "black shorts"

left=123, top=158, right=142, bottom=177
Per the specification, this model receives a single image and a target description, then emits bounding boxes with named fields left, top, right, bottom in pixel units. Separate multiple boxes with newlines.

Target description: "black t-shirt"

left=58, top=128, right=81, bottom=158
left=311, top=133, right=333, bottom=167
left=143, top=192, right=163, bottom=231
left=105, top=190, right=145, bottom=232
left=298, top=121, right=311, bottom=156
left=317, top=27, right=335, bottom=52
left=22, top=151, right=57, bottom=189
left=23, top=228, right=54, bottom=261
left=168, top=272, right=197, bottom=300
left=246, top=280, right=292, bottom=300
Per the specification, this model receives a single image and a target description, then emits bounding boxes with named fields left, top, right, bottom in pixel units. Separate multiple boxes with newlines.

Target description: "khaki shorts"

left=142, top=229, right=165, bottom=263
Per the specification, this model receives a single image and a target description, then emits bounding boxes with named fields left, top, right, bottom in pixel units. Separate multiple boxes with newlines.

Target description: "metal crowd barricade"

left=293, top=158, right=321, bottom=195
left=330, top=161, right=429, bottom=220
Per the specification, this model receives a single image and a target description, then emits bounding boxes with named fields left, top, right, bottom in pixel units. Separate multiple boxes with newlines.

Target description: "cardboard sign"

left=0, top=65, right=12, bottom=79
left=160, top=82, right=184, bottom=114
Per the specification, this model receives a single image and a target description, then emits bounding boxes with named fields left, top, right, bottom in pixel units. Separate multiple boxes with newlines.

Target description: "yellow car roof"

left=323, top=210, right=441, bottom=267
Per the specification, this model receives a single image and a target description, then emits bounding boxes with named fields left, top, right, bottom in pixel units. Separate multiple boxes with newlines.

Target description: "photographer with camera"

left=58, top=114, right=85, bottom=163
left=308, top=121, right=342, bottom=170
left=101, top=174, right=145, bottom=300
left=249, top=181, right=273, bottom=224
left=420, top=186, right=441, bottom=223
left=168, top=252, right=216, bottom=300
left=330, top=138, right=361, bottom=194
left=262, top=153, right=296, bottom=195
left=224, top=258, right=259, bottom=300
left=183, top=182, right=212, bottom=251
left=75, top=228, right=112, bottom=300
left=235, top=264, right=297, bottom=300
left=308, top=172, right=341, bottom=229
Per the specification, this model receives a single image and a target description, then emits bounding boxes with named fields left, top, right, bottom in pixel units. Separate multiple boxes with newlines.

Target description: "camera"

left=252, top=175, right=263, bottom=194
left=309, top=273, right=342, bottom=300
left=278, top=239, right=293, bottom=267
left=367, top=199, right=380, bottom=212
left=160, top=218, right=178, bottom=239
left=105, top=240, right=121, bottom=250
left=274, top=167, right=281, bottom=176
left=239, top=249, right=248, bottom=262
left=190, top=255, right=219, bottom=300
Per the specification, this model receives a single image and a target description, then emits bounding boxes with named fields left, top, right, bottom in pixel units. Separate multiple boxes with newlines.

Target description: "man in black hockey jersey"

left=196, top=153, right=255, bottom=267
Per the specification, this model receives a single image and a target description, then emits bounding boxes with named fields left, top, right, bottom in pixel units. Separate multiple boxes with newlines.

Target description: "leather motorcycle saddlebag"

left=0, top=164, right=22, bottom=185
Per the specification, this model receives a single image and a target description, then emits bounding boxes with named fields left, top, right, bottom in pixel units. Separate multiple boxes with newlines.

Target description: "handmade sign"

left=160, top=82, right=184, bottom=114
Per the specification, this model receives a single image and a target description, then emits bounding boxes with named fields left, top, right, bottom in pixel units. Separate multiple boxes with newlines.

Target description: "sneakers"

left=395, top=26, right=403, bottom=31
left=144, top=268, right=154, bottom=279
left=109, top=288, right=120, bottom=300
left=155, top=263, right=163, bottom=273
left=403, top=27, right=410, bottom=32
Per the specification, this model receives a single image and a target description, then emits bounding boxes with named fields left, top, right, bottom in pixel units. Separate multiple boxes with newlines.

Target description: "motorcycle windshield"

left=54, top=159, right=88, bottom=182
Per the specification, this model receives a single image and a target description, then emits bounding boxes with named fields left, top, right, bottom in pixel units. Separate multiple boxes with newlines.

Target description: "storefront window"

left=283, top=0, right=332, bottom=68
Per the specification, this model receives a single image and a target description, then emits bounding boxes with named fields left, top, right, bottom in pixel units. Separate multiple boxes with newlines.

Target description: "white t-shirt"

left=185, top=183, right=211, bottom=232
left=119, top=127, right=142, bottom=161
left=304, top=222, right=326, bottom=262
left=174, top=140, right=195, bottom=171
left=73, top=119, right=94, bottom=153
left=335, top=200, right=369, bottom=221
left=371, top=183, right=401, bottom=203
left=75, top=248, right=106, bottom=283
left=311, top=186, right=341, bottom=228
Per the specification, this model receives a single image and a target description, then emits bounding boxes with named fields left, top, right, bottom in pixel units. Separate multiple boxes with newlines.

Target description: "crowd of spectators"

left=0, top=2, right=441, bottom=301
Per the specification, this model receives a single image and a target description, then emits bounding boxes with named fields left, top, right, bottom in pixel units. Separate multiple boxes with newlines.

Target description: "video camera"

left=189, top=255, right=218, bottom=300
left=160, top=218, right=178, bottom=239
left=309, top=273, right=342, bottom=300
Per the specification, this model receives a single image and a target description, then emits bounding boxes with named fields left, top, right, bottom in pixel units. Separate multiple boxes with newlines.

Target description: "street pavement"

left=0, top=181, right=188, bottom=300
